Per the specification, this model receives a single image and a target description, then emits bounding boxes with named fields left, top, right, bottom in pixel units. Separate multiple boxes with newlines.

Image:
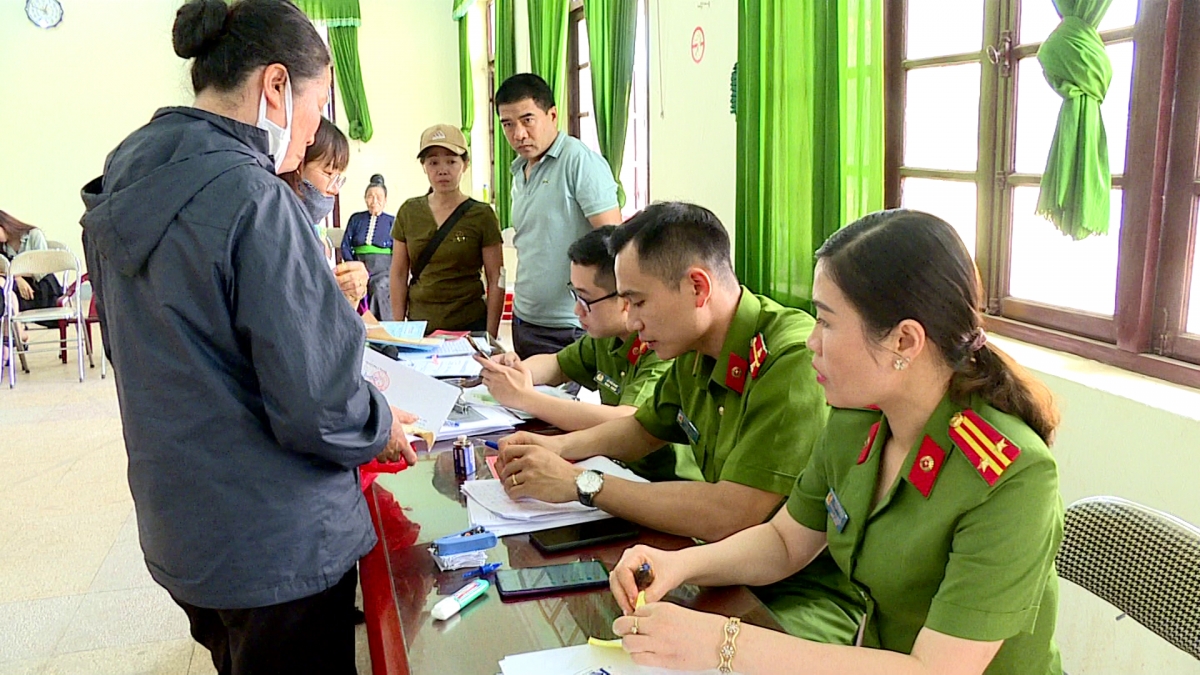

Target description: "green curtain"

left=735, top=0, right=883, bottom=309
left=327, top=27, right=373, bottom=142
left=585, top=0, right=638, bottom=208
left=1036, top=0, right=1114, bottom=240
left=293, top=0, right=359, bottom=25
left=528, top=0, right=570, bottom=125
left=838, top=0, right=884, bottom=229
left=494, top=0, right=518, bottom=229
left=293, top=0, right=373, bottom=142
left=454, top=0, right=476, bottom=146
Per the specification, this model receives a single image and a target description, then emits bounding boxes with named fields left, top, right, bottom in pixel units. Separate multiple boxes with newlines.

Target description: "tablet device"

left=494, top=560, right=610, bottom=599
left=529, top=519, right=640, bottom=554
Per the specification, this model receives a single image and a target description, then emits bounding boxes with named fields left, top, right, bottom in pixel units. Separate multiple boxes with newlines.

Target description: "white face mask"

left=257, top=75, right=293, bottom=173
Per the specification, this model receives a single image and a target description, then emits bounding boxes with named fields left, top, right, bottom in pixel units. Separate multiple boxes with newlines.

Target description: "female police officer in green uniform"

left=607, top=209, right=1063, bottom=675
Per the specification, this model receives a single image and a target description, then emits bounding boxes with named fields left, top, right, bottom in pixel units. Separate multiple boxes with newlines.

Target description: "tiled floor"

left=0, top=336, right=373, bottom=674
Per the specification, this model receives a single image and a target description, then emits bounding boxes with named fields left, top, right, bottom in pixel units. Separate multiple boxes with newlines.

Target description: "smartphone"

left=529, top=519, right=640, bottom=554
left=494, top=560, right=610, bottom=599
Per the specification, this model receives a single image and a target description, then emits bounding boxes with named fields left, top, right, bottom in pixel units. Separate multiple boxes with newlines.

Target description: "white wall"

left=0, top=0, right=192, bottom=263
left=647, top=0, right=738, bottom=243
left=332, top=0, right=460, bottom=227
left=0, top=0, right=459, bottom=249
left=994, top=337, right=1200, bottom=675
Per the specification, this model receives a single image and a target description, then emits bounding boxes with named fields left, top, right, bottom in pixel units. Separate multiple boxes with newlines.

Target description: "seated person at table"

left=477, top=226, right=700, bottom=482
left=606, top=210, right=1063, bottom=675
left=496, top=201, right=862, bottom=644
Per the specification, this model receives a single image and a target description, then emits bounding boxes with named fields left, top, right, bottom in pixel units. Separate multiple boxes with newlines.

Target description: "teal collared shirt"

left=509, top=132, right=618, bottom=328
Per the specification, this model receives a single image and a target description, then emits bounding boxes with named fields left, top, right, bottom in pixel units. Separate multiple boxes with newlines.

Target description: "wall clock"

left=26, top=0, right=64, bottom=29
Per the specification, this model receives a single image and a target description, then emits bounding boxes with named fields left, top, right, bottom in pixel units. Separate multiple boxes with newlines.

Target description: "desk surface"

left=359, top=445, right=782, bottom=675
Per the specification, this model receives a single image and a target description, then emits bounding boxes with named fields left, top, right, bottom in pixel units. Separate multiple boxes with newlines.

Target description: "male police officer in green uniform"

left=496, top=202, right=862, bottom=643
left=476, top=226, right=700, bottom=481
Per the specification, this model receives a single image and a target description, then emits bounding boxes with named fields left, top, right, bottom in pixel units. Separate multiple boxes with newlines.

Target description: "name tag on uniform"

left=676, top=410, right=700, bottom=445
left=594, top=371, right=622, bottom=395
left=825, top=489, right=849, bottom=533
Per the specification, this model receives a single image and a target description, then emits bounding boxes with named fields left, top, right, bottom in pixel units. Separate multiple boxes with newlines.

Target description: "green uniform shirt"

left=556, top=334, right=701, bottom=482
left=634, top=288, right=863, bottom=644
left=392, top=197, right=503, bottom=331
left=787, top=395, right=1063, bottom=674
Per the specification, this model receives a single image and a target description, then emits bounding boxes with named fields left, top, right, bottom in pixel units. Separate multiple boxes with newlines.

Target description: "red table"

left=359, top=445, right=782, bottom=675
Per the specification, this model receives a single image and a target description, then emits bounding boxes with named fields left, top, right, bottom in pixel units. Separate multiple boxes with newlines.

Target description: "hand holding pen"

left=609, top=546, right=680, bottom=615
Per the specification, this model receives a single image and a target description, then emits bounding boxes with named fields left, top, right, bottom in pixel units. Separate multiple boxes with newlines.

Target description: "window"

left=567, top=1, right=651, bottom=218
left=885, top=0, right=1200, bottom=387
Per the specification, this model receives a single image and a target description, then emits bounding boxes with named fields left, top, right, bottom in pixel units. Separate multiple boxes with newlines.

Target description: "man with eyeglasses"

left=492, top=203, right=864, bottom=646
left=476, top=227, right=700, bottom=481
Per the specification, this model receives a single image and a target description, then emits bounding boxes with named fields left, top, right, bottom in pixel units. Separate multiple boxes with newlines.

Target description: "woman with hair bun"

left=607, top=210, right=1064, bottom=675
left=79, top=1, right=415, bottom=670
left=340, top=173, right=395, bottom=319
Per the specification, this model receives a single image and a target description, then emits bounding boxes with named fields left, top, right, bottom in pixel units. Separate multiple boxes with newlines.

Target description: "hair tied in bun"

left=172, top=0, right=229, bottom=60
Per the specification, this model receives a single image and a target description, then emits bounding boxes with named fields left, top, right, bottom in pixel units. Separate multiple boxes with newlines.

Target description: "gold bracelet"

left=718, top=616, right=741, bottom=673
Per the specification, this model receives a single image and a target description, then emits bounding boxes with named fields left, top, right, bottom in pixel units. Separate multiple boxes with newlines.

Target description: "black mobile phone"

left=494, top=560, right=610, bottom=599
left=529, top=519, right=641, bottom=554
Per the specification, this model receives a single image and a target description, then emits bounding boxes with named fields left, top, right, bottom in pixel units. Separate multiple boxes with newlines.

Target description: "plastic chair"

left=3, top=249, right=87, bottom=387
left=45, top=240, right=69, bottom=251
left=1056, top=496, right=1200, bottom=660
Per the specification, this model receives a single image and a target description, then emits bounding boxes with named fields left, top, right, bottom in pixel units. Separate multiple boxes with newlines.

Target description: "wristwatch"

left=575, top=469, right=605, bottom=507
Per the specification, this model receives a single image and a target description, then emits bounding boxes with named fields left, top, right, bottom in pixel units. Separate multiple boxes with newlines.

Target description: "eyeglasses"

left=316, top=167, right=346, bottom=193
left=567, top=283, right=618, bottom=314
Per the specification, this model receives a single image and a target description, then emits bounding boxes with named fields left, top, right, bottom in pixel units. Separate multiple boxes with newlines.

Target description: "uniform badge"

left=857, top=422, right=880, bottom=465
left=725, top=353, right=748, bottom=394
left=626, top=337, right=649, bottom=365
left=593, top=371, right=621, bottom=395
left=676, top=409, right=701, bottom=445
left=947, top=410, right=1021, bottom=487
left=825, top=489, right=849, bottom=532
left=749, top=333, right=769, bottom=379
left=907, top=436, right=946, bottom=498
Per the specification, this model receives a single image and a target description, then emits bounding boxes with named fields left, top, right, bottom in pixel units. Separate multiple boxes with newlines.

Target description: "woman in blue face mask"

left=282, top=117, right=370, bottom=311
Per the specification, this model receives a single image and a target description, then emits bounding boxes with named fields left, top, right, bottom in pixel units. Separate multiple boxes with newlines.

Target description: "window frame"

left=566, top=0, right=652, bottom=216
left=884, top=0, right=1200, bottom=388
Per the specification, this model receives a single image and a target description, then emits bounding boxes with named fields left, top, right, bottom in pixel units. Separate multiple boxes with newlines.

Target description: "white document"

left=462, top=457, right=650, bottom=536
left=361, top=348, right=461, bottom=432
left=400, top=355, right=483, bottom=378
left=500, top=643, right=729, bottom=675
left=466, top=498, right=611, bottom=537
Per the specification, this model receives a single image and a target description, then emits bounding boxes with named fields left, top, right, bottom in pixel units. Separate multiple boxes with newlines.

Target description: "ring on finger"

left=630, top=617, right=639, bottom=635
left=510, top=475, right=520, bottom=487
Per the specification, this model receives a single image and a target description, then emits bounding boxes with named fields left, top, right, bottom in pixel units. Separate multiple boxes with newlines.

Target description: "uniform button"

left=718, top=406, right=725, bottom=416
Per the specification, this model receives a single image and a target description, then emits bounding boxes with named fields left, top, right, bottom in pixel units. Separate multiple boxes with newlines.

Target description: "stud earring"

left=893, top=357, right=908, bottom=371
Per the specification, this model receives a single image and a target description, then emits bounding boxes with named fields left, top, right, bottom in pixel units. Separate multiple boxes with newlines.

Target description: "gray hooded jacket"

left=80, top=107, right=391, bottom=609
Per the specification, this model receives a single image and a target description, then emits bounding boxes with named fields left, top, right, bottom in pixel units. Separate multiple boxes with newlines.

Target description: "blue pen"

left=483, top=440, right=500, bottom=450
left=462, top=562, right=502, bottom=579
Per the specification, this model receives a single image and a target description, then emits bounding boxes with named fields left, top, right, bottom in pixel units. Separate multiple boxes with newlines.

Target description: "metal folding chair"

left=3, top=249, right=87, bottom=387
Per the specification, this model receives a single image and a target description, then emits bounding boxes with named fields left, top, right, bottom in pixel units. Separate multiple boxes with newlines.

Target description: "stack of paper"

left=500, top=644, right=727, bottom=674
left=460, top=384, right=576, bottom=420
left=461, top=457, right=649, bottom=537
left=391, top=336, right=491, bottom=378
left=437, top=404, right=522, bottom=441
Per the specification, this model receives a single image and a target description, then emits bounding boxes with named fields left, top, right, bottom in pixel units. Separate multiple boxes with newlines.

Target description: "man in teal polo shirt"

left=496, top=73, right=623, bottom=358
